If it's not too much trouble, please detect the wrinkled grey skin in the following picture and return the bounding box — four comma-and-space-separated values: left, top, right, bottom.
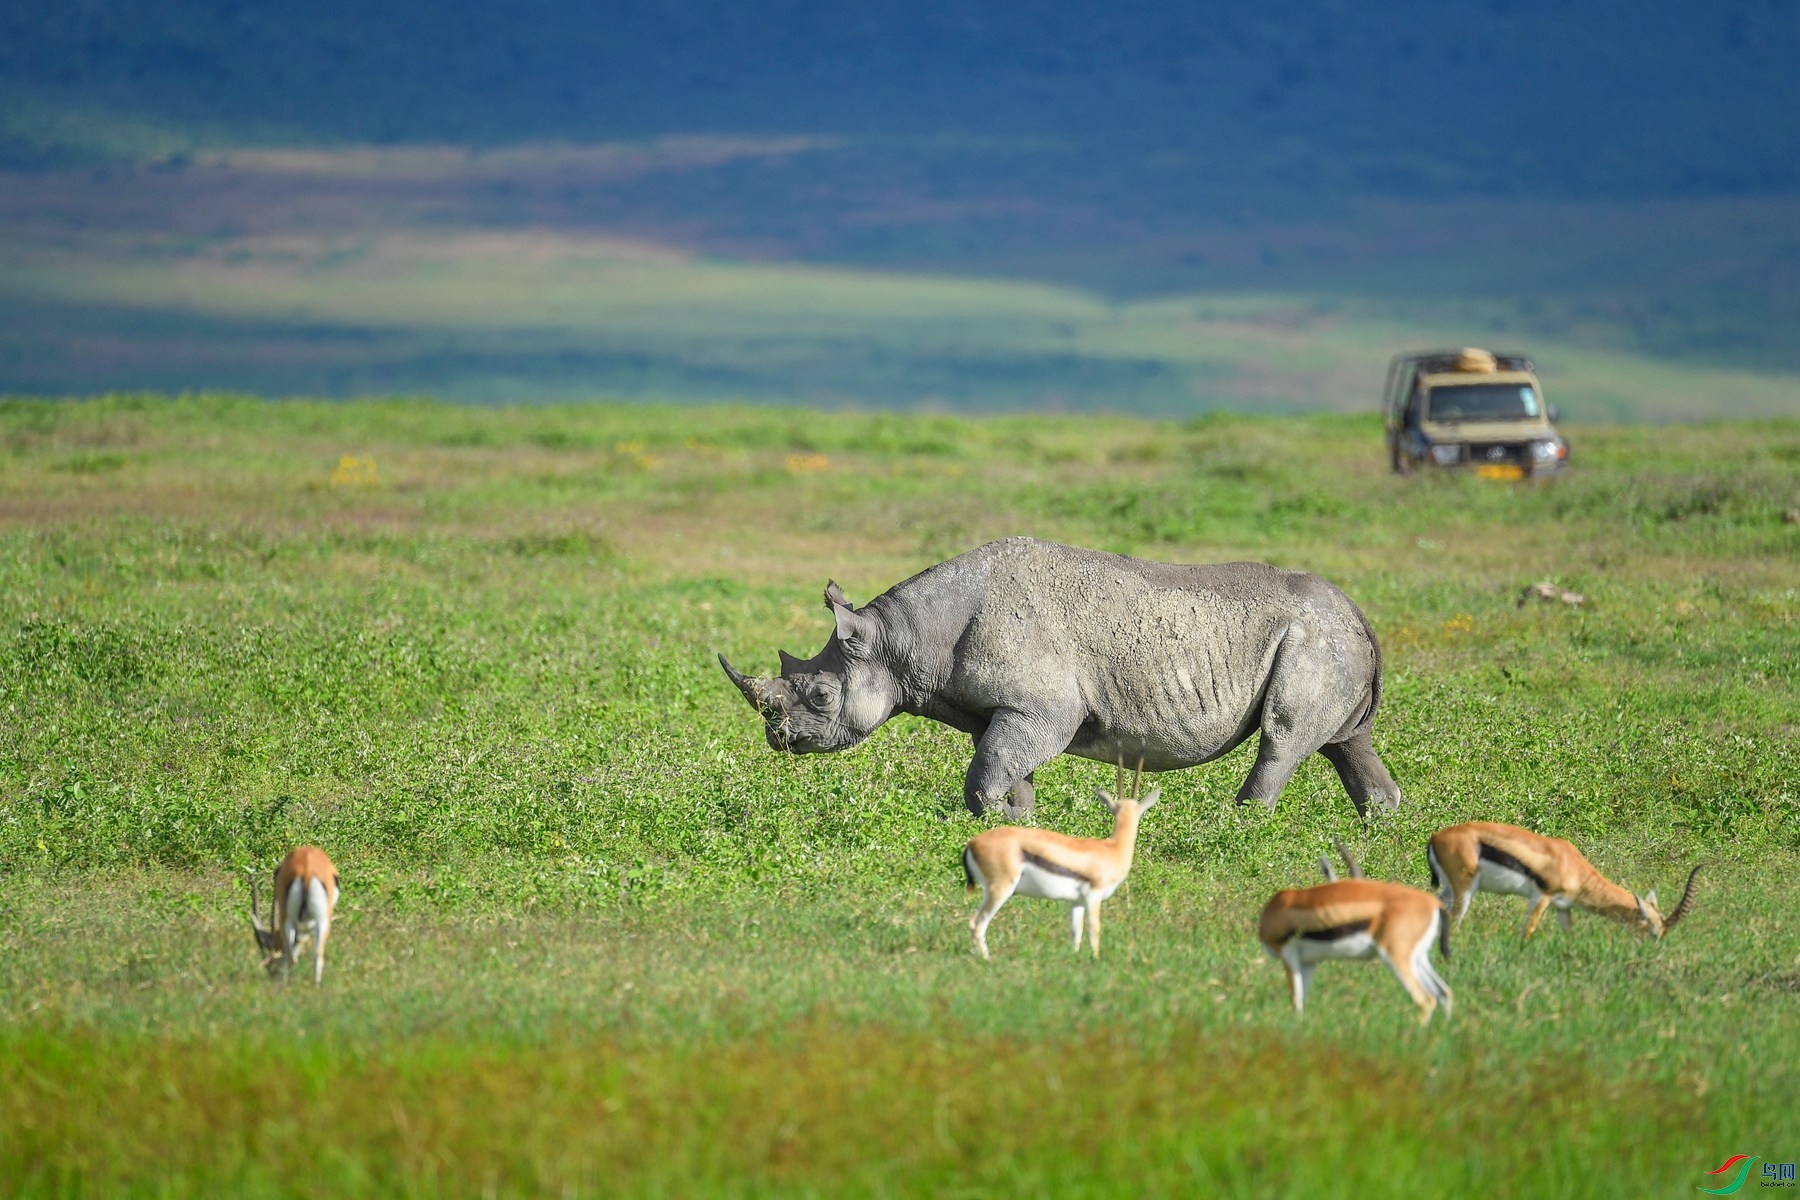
719, 537, 1400, 819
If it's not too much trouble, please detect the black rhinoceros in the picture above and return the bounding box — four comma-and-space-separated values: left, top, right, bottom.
719, 537, 1400, 818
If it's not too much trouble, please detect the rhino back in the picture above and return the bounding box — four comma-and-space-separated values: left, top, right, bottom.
888, 539, 1373, 756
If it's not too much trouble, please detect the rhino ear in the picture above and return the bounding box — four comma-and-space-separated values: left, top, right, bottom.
831, 601, 876, 660
824, 580, 851, 610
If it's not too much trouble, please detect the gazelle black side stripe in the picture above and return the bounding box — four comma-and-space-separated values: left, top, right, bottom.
1022, 850, 1088, 881
1478, 842, 1549, 890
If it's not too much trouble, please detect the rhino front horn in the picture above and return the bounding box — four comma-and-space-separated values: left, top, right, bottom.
718, 654, 772, 711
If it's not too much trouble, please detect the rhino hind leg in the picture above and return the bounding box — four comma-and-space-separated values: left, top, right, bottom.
1237, 628, 1390, 816
1233, 733, 1316, 814
1319, 734, 1401, 817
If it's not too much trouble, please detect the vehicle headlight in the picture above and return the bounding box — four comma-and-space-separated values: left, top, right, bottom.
1429, 444, 1463, 465
1530, 439, 1566, 462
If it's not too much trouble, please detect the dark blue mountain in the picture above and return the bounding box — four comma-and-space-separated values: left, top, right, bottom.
5, 0, 1799, 198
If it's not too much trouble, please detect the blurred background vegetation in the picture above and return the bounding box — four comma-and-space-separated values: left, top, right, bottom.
3, 2, 1798, 412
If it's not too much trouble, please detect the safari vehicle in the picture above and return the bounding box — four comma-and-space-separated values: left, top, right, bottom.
1383, 348, 1569, 479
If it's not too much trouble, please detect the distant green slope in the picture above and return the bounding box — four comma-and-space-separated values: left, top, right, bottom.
3, 144, 1798, 413
5, 225, 1798, 418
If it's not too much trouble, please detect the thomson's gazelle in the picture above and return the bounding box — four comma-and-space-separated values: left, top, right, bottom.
1426, 821, 1699, 940
248, 846, 340, 985
1259, 878, 1452, 1024
962, 763, 1158, 959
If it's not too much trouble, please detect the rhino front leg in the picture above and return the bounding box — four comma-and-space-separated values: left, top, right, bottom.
965, 709, 1075, 819
1008, 772, 1036, 816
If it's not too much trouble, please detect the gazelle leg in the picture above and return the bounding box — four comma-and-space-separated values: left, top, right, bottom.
1422, 960, 1453, 1017
312, 917, 330, 986
1521, 892, 1553, 941
1069, 905, 1085, 953
1281, 947, 1312, 1013
1415, 925, 1452, 1017
1380, 948, 1438, 1025
1454, 884, 1475, 923
1085, 897, 1102, 958
969, 881, 1015, 960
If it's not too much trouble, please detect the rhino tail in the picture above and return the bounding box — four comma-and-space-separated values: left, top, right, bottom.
1346, 599, 1384, 738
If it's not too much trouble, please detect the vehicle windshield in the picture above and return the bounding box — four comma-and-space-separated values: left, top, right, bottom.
1426, 383, 1541, 422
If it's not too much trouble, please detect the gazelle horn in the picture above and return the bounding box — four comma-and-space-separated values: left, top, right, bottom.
246, 868, 269, 933
1132, 756, 1144, 802
1333, 837, 1363, 879
1114, 756, 1124, 802
1661, 865, 1702, 932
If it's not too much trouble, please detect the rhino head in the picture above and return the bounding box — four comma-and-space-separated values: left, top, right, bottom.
718, 580, 901, 754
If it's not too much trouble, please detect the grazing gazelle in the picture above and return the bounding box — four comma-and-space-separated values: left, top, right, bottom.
1259, 876, 1452, 1024
962, 761, 1158, 959
1426, 821, 1699, 940
247, 846, 340, 985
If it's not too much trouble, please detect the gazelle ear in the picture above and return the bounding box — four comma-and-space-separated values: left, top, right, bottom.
1095, 787, 1119, 813
1644, 889, 1659, 910
1137, 787, 1161, 810
1635, 893, 1650, 918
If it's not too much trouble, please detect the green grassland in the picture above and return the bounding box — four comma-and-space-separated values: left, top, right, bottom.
2, 394, 1798, 1196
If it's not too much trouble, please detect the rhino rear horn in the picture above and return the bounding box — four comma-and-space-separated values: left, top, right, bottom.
778, 649, 806, 675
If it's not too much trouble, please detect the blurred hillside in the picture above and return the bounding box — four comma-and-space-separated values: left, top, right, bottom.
2, 1, 1798, 412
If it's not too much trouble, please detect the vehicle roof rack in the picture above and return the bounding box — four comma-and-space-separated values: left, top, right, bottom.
1402, 348, 1536, 374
